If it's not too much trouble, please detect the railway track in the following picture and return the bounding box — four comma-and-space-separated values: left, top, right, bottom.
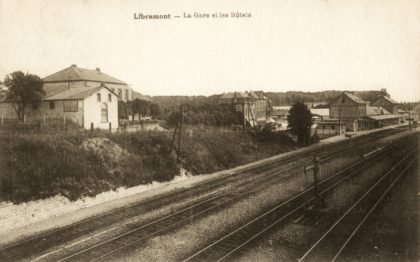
55, 131, 413, 262
298, 148, 418, 261
0, 128, 405, 261
181, 135, 416, 262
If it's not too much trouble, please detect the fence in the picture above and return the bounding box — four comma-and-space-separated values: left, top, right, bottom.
0, 117, 81, 134
0, 116, 165, 135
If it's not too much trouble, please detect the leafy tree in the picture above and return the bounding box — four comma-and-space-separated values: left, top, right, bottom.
3, 71, 45, 120
132, 99, 151, 116
118, 100, 132, 119
287, 101, 313, 146
119, 99, 161, 120
150, 103, 160, 118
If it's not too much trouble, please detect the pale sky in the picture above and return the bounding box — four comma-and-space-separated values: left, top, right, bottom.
0, 0, 419, 102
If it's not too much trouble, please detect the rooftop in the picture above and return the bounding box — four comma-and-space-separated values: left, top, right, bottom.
43, 85, 116, 100
366, 106, 391, 116
371, 95, 398, 105
342, 92, 368, 104
364, 114, 401, 121
43, 65, 127, 85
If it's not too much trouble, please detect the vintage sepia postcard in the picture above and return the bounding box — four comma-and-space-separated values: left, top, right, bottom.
0, 0, 419, 261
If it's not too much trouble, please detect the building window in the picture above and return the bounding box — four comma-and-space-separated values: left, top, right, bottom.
108, 94, 112, 102
49, 101, 55, 109
101, 103, 108, 123
63, 100, 78, 112
97, 93, 101, 102
118, 89, 122, 99
125, 89, 129, 100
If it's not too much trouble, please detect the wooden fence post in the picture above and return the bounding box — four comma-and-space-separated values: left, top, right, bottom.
1, 116, 3, 126
90, 122, 94, 135
43, 114, 46, 124
109, 122, 112, 133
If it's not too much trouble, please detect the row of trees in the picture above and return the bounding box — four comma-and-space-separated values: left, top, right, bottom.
165, 103, 243, 127
266, 90, 389, 106
118, 99, 160, 120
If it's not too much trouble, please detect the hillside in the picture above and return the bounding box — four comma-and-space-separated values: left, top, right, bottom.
265, 90, 390, 106
151, 90, 390, 111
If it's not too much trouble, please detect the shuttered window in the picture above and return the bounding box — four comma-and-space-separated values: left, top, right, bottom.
101, 103, 108, 122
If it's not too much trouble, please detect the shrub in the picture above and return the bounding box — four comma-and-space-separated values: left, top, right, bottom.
0, 127, 296, 203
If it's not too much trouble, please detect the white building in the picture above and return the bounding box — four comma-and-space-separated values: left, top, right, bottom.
0, 84, 119, 130
43, 64, 133, 101
0, 65, 132, 129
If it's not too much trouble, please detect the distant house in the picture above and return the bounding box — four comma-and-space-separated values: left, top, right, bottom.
310, 108, 330, 123
271, 106, 291, 120
43, 64, 133, 101
219, 91, 269, 127
371, 95, 398, 114
271, 106, 329, 124
328, 92, 401, 132
329, 92, 369, 132
317, 120, 346, 137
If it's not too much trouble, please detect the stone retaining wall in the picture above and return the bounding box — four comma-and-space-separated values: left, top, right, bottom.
0, 182, 164, 236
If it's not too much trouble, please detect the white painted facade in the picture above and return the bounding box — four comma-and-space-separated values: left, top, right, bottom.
0, 87, 119, 130
83, 88, 119, 129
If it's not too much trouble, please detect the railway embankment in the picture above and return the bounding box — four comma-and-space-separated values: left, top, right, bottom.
0, 127, 414, 260
0, 127, 295, 241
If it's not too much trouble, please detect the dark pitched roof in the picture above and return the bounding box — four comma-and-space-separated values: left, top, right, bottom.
220, 92, 249, 99
331, 92, 368, 105
366, 106, 390, 116
43, 85, 117, 100
343, 92, 368, 104
371, 95, 398, 105
43, 65, 127, 85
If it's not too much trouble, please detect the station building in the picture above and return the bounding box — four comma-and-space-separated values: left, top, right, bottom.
322, 92, 402, 133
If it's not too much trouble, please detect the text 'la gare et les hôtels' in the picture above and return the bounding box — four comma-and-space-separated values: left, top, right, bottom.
134, 12, 251, 20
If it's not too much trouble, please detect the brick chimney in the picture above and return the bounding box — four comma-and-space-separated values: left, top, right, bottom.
71, 64, 77, 67
380, 88, 389, 98
96, 67, 101, 73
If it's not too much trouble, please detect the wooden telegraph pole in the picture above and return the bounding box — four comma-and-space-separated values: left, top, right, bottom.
304, 156, 325, 209
169, 104, 184, 165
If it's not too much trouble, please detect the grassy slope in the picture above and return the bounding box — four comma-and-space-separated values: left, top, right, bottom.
0, 127, 296, 204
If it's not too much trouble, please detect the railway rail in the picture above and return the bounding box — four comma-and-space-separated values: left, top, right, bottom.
59, 132, 414, 262
298, 148, 418, 261
46, 130, 402, 261
0, 127, 406, 261
182, 135, 417, 262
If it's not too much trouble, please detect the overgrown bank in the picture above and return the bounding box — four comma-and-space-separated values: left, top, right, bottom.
0, 128, 296, 204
